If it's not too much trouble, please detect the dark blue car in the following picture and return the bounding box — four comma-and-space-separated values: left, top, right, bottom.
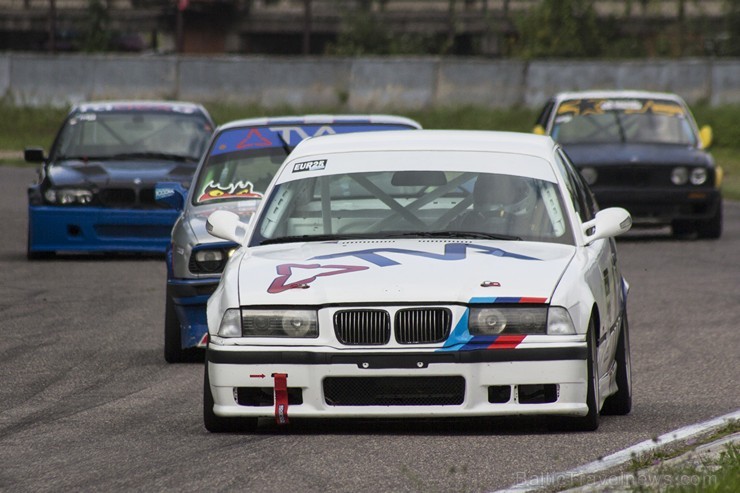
25, 101, 215, 258
535, 90, 722, 239
156, 114, 422, 362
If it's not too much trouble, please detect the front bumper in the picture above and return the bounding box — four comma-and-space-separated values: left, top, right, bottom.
28, 205, 180, 254
169, 277, 220, 349
593, 187, 721, 225
206, 344, 589, 420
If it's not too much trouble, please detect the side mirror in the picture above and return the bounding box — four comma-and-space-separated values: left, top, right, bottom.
154, 182, 188, 211
206, 210, 250, 245
582, 207, 632, 244
699, 125, 713, 149
533, 124, 546, 136
24, 147, 46, 163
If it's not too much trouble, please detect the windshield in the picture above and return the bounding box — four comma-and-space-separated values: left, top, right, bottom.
192, 146, 287, 205
53, 111, 213, 161
249, 170, 574, 247
552, 98, 697, 146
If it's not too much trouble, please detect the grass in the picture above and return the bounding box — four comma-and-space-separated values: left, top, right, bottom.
2, 102, 739, 199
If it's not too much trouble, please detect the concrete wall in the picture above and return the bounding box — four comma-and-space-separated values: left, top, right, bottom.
2, 53, 740, 109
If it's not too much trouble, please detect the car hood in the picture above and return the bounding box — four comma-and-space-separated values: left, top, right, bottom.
562, 143, 713, 167
236, 239, 575, 305
183, 201, 261, 245
48, 159, 198, 187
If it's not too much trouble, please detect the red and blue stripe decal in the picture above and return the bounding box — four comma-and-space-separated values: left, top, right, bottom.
438, 296, 548, 352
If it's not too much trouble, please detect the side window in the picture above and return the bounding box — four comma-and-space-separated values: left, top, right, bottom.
535, 100, 555, 131
554, 149, 597, 222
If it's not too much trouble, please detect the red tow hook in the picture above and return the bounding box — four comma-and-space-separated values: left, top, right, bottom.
273, 373, 289, 425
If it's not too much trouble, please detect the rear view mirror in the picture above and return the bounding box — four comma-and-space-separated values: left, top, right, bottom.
699, 125, 713, 148
391, 170, 447, 187
24, 147, 46, 163
582, 207, 632, 244
207, 210, 250, 245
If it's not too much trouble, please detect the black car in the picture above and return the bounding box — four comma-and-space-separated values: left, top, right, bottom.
535, 90, 722, 239
25, 100, 215, 258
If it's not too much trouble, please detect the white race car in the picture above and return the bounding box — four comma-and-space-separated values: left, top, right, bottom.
204, 130, 633, 432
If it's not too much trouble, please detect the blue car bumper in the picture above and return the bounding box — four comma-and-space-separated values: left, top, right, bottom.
28, 205, 179, 254
169, 277, 220, 349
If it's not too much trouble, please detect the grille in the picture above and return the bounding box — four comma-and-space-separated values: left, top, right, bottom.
94, 224, 173, 238
98, 187, 164, 209
395, 308, 451, 344
324, 376, 465, 406
334, 310, 390, 345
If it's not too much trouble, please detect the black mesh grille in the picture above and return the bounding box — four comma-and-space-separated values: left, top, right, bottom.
324, 376, 465, 406
334, 310, 390, 345
395, 308, 451, 344
99, 188, 136, 207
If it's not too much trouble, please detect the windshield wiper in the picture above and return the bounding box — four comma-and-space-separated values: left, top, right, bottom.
105, 152, 197, 162
260, 234, 362, 245
387, 231, 522, 241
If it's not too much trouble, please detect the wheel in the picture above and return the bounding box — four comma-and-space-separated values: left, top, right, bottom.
163, 284, 201, 363
203, 361, 258, 433
601, 313, 632, 415
696, 204, 722, 239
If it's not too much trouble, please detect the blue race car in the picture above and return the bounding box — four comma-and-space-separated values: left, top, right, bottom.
157, 115, 421, 362
25, 101, 215, 258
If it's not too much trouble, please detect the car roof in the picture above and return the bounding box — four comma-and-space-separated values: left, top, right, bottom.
289, 129, 557, 161
551, 90, 687, 105
72, 100, 211, 115
216, 114, 422, 132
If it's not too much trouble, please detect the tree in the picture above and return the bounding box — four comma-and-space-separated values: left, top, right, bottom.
512, 0, 603, 58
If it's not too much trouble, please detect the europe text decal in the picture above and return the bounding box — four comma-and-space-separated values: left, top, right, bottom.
267, 243, 540, 293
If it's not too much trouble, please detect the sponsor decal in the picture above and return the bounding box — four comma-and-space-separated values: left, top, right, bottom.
557, 98, 685, 118
155, 187, 175, 200
268, 243, 540, 293
292, 159, 327, 173
268, 263, 369, 294
198, 180, 263, 202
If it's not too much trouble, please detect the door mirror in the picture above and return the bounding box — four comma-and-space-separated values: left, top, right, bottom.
582, 207, 632, 244
699, 125, 713, 148
24, 147, 46, 163
206, 210, 250, 245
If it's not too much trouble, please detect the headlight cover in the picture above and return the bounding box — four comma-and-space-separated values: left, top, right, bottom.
468, 306, 576, 335
241, 309, 318, 338
190, 246, 237, 274
671, 167, 689, 185
44, 188, 94, 205
689, 167, 708, 185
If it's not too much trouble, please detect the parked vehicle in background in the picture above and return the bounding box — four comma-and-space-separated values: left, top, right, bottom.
534, 90, 722, 238
156, 115, 422, 363
203, 129, 633, 432
25, 100, 215, 258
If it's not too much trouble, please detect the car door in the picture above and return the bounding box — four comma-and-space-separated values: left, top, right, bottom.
555, 149, 620, 389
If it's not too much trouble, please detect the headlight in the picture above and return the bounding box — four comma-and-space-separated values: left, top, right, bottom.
44, 188, 93, 205
580, 167, 598, 186
690, 167, 707, 185
190, 246, 237, 274
469, 307, 547, 335
468, 306, 576, 336
242, 309, 318, 338
671, 167, 689, 185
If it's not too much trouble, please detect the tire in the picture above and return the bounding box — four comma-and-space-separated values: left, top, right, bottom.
601, 313, 632, 415
163, 285, 201, 363
696, 204, 722, 239
203, 361, 258, 433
